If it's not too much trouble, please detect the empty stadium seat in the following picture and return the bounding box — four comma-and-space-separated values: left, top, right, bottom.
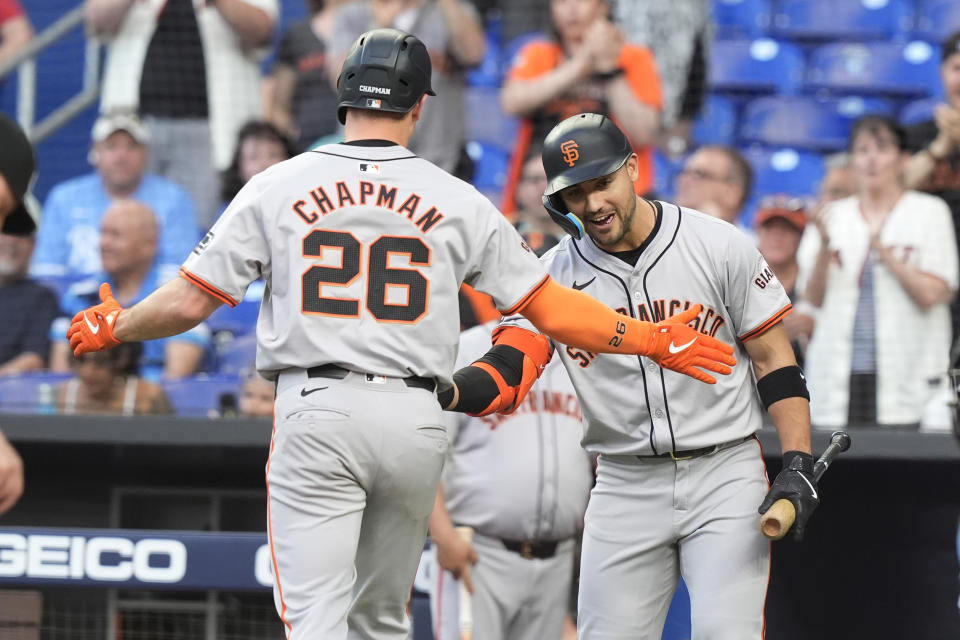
464, 86, 518, 147
740, 95, 895, 151
743, 147, 825, 199
162, 375, 241, 417
913, 0, 960, 43
467, 141, 510, 192
466, 16, 504, 87
805, 41, 941, 97
709, 38, 805, 95
899, 96, 940, 125
217, 333, 258, 377
770, 0, 915, 41
691, 94, 739, 146
652, 150, 683, 200
205, 280, 263, 337
0, 372, 71, 414
712, 0, 772, 38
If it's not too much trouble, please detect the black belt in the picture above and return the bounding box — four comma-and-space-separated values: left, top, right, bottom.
637, 435, 754, 462
501, 538, 559, 560
307, 364, 436, 392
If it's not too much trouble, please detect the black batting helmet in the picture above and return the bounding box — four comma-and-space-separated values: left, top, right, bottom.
336, 28, 436, 125
541, 113, 633, 239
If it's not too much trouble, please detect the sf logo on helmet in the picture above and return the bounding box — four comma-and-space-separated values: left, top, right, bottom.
560, 140, 579, 167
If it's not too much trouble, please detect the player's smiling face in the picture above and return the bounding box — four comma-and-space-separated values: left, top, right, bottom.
559, 155, 642, 251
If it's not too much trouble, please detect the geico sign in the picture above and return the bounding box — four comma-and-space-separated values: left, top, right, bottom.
0, 534, 187, 583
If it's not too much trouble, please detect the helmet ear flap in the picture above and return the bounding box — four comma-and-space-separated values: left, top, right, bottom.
541, 194, 585, 240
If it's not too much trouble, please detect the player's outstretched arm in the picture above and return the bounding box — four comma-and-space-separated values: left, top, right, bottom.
519, 279, 736, 384
67, 277, 224, 356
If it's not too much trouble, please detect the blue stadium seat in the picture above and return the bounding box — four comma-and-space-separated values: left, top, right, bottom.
0, 372, 71, 414
652, 150, 683, 200
899, 96, 940, 125
913, 0, 960, 43
205, 280, 263, 337
467, 15, 504, 87
464, 86, 518, 147
805, 41, 941, 98
770, 0, 915, 41
217, 333, 258, 377
740, 95, 896, 151
691, 94, 738, 146
744, 147, 825, 199
712, 0, 772, 38
467, 141, 510, 192
162, 375, 241, 417
709, 38, 805, 95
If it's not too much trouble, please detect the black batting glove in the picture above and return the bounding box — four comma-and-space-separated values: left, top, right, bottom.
758, 450, 820, 542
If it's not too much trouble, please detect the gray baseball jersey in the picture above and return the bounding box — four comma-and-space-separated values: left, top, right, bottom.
419, 320, 593, 640
181, 142, 548, 382
503, 201, 792, 455
180, 140, 548, 640
442, 321, 594, 542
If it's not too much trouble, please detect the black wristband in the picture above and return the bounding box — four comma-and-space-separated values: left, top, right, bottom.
449, 365, 501, 414
756, 365, 809, 410
593, 67, 625, 82
782, 450, 815, 475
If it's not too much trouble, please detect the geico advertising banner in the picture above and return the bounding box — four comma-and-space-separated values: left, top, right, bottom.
0, 528, 272, 590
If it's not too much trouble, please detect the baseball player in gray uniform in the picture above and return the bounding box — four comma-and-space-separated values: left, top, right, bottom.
466, 113, 821, 639
66, 32, 736, 639
424, 316, 594, 640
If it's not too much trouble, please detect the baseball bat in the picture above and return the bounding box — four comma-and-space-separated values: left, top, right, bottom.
454, 526, 474, 640
760, 431, 851, 540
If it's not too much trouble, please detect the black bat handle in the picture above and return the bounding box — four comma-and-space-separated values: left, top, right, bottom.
812, 431, 851, 481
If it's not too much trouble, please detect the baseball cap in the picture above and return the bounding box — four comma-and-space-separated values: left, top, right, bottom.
0, 113, 37, 236
753, 195, 809, 231
91, 112, 150, 145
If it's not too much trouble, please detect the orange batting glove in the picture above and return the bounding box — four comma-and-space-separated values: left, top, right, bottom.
66, 283, 124, 356
490, 325, 554, 415
644, 304, 737, 384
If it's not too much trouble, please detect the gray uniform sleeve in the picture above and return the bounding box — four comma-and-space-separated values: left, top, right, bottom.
723, 228, 793, 341
463, 203, 549, 314
180, 176, 271, 307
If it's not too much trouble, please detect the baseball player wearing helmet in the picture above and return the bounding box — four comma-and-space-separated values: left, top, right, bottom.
423, 234, 593, 640
465, 113, 819, 639
66, 30, 736, 639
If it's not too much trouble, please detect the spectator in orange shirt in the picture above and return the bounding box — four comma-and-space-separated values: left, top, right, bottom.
499, 0, 661, 215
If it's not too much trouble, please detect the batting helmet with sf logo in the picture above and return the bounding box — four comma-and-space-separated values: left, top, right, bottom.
541, 113, 633, 239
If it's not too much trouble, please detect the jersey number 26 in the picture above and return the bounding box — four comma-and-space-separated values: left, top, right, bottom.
302, 229, 429, 323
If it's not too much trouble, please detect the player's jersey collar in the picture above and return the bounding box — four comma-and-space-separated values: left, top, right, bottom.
343, 139, 400, 147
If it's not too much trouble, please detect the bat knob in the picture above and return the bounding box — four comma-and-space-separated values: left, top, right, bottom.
830, 431, 852, 452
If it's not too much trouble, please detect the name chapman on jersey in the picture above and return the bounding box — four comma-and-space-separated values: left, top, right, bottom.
291, 180, 445, 234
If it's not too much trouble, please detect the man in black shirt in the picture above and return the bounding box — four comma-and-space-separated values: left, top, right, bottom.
904, 29, 960, 367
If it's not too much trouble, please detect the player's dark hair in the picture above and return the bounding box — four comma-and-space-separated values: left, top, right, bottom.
942, 30, 960, 63
220, 121, 296, 203
848, 114, 907, 152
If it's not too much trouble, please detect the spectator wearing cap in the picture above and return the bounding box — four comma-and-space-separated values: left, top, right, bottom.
0, 113, 35, 516
904, 29, 960, 367
85, 0, 278, 228
674, 145, 753, 231
753, 195, 808, 366
31, 112, 199, 286
798, 115, 959, 429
